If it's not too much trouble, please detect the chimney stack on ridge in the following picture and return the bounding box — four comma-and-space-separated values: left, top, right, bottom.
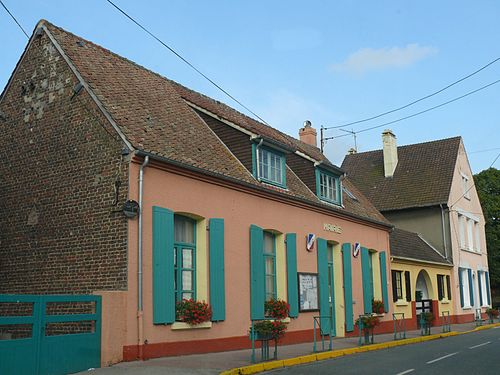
382, 129, 398, 178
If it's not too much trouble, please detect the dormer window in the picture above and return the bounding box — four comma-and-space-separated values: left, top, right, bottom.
253, 144, 287, 188
316, 168, 341, 205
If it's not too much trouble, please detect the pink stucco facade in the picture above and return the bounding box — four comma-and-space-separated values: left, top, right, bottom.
448, 140, 490, 317
112, 158, 393, 360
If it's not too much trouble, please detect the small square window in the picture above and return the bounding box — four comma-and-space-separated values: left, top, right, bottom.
255, 146, 286, 187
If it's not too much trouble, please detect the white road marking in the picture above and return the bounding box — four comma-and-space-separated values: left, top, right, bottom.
395, 369, 415, 375
469, 341, 491, 349
493, 326, 500, 329
426, 352, 459, 364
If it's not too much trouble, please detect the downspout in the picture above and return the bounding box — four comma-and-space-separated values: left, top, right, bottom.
440, 204, 449, 260
255, 138, 264, 181
137, 155, 149, 359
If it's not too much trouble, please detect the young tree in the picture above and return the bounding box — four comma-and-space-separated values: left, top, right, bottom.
474, 168, 500, 297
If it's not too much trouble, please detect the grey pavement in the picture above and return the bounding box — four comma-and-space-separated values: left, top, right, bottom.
77, 321, 489, 375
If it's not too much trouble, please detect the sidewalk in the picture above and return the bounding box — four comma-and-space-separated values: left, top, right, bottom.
81, 321, 488, 375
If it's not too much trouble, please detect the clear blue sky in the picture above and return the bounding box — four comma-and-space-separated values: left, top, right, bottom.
1, 0, 499, 172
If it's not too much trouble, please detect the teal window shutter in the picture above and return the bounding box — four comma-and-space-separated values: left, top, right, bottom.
286, 233, 298, 318
250, 224, 265, 320
478, 271, 483, 306
317, 238, 331, 335
341, 243, 354, 332
361, 247, 373, 314
379, 251, 389, 313
485, 271, 491, 305
458, 267, 464, 308
152, 206, 175, 324
209, 218, 225, 321
468, 268, 474, 306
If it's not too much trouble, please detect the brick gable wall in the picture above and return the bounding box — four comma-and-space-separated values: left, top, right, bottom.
0, 32, 129, 293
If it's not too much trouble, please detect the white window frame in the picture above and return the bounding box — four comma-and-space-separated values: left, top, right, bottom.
475, 222, 481, 253
461, 172, 470, 200
467, 218, 474, 251
480, 272, 489, 307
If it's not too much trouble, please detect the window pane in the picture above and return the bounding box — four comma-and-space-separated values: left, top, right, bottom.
174, 247, 177, 266
266, 275, 275, 297
174, 216, 195, 244
182, 248, 193, 268
327, 244, 333, 262
182, 271, 192, 290
263, 232, 275, 254
265, 256, 274, 274
182, 292, 192, 300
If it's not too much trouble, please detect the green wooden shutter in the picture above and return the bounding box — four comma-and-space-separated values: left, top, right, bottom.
341, 243, 354, 332
209, 218, 225, 321
458, 268, 464, 308
437, 276, 444, 301
477, 271, 483, 306
317, 238, 331, 335
405, 271, 412, 302
361, 247, 373, 314
286, 233, 298, 318
485, 271, 491, 305
468, 268, 474, 306
152, 206, 175, 324
250, 224, 265, 320
379, 251, 389, 312
391, 271, 398, 302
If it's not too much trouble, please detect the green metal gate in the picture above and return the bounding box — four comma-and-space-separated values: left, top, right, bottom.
0, 295, 101, 375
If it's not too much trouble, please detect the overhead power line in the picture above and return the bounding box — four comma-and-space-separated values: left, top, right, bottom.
0, 0, 29, 38
469, 147, 500, 154
105, 0, 269, 125
326, 78, 500, 141
323, 57, 500, 130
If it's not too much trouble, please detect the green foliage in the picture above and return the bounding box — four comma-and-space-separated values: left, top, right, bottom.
264, 298, 290, 319
251, 320, 288, 340
474, 168, 500, 292
175, 299, 212, 325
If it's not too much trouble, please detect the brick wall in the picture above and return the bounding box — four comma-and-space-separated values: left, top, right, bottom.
0, 31, 129, 293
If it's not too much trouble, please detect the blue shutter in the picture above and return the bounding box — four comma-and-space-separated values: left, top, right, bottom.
458, 268, 464, 308
361, 247, 373, 314
286, 233, 298, 318
485, 271, 491, 305
317, 238, 331, 335
341, 243, 354, 332
250, 225, 265, 320
468, 268, 474, 306
152, 206, 175, 324
209, 218, 225, 321
478, 271, 483, 307
379, 251, 389, 313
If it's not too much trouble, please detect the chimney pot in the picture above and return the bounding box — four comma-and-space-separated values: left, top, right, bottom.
299, 120, 317, 147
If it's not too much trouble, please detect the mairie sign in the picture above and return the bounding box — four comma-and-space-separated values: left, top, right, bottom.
323, 223, 342, 234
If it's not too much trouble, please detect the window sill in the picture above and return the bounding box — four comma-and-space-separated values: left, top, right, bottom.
460, 248, 482, 255
395, 300, 409, 307
440, 300, 450, 305
462, 306, 472, 311
171, 321, 212, 330
263, 317, 291, 323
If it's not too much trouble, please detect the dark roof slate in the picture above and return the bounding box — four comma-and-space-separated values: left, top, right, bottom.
390, 228, 451, 265
341, 137, 461, 211
41, 20, 388, 226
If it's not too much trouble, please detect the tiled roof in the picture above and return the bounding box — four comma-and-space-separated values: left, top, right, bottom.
42, 21, 388, 226
341, 137, 461, 211
390, 228, 451, 265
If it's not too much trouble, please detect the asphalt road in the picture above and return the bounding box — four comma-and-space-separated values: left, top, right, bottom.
268, 327, 500, 375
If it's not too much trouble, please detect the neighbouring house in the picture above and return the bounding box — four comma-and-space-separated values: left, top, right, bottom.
0, 20, 395, 369
342, 130, 491, 325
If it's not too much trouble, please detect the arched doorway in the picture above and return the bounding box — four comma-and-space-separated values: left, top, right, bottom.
415, 270, 434, 318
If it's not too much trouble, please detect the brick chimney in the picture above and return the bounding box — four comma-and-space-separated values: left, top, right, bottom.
382, 129, 398, 178
299, 120, 317, 147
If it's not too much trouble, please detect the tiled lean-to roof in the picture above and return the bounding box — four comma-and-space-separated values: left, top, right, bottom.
41, 20, 388, 226
390, 228, 451, 266
342, 137, 461, 211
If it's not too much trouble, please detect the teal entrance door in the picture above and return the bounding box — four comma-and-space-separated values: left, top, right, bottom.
327, 243, 336, 336
0, 295, 101, 375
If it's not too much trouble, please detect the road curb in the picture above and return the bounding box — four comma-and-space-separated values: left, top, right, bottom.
220, 323, 500, 375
